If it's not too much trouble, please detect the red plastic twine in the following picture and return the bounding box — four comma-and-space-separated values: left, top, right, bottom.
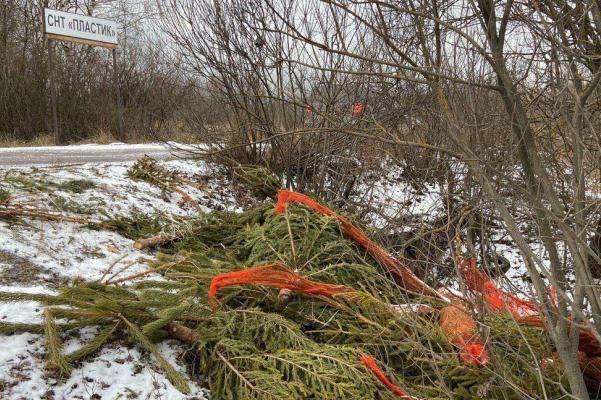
208, 263, 354, 299
275, 190, 447, 302
360, 354, 411, 398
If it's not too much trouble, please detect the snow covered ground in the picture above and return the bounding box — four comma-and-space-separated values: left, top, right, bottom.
0, 157, 242, 399
0, 142, 205, 166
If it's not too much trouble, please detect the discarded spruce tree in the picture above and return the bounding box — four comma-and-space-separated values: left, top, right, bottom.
1, 181, 596, 399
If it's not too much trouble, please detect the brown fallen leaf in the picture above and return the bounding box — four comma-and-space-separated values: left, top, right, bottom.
106, 244, 120, 254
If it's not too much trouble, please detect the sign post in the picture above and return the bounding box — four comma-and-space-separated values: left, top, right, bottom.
43, 8, 123, 143
112, 48, 124, 140
47, 39, 60, 145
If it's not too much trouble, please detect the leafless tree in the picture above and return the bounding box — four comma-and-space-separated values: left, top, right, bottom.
158, 0, 601, 397
0, 0, 190, 143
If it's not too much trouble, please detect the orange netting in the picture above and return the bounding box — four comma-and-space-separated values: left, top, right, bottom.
456, 256, 538, 318
352, 102, 364, 116
439, 305, 490, 366
208, 263, 355, 299
275, 190, 446, 301
360, 354, 411, 398
579, 331, 601, 358
457, 256, 601, 368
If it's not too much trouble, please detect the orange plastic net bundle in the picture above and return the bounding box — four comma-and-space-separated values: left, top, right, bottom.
360, 354, 412, 398
456, 256, 601, 372
439, 305, 489, 366
208, 263, 355, 300
456, 256, 538, 318
275, 190, 446, 301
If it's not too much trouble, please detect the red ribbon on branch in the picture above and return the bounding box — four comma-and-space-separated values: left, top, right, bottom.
352, 102, 364, 116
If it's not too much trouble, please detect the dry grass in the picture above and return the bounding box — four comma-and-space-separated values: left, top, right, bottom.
0, 126, 200, 148
76, 130, 119, 145
0, 133, 55, 148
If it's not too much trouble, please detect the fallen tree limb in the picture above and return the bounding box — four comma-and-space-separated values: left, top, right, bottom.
0, 207, 113, 229
127, 156, 203, 210
108, 263, 174, 284
166, 322, 201, 343
134, 232, 181, 250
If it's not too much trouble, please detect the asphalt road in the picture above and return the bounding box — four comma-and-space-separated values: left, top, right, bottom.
0, 143, 191, 166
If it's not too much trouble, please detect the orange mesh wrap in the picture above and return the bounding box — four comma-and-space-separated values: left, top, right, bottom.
439, 306, 489, 366
360, 354, 411, 398
208, 263, 354, 299
455, 257, 489, 293
457, 256, 538, 318
458, 256, 601, 361
352, 102, 364, 116
276, 190, 445, 301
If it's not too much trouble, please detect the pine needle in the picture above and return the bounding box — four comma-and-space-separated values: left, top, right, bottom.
119, 314, 191, 393
0, 291, 62, 305
0, 322, 47, 334
43, 308, 71, 376
142, 302, 191, 337
0, 321, 83, 334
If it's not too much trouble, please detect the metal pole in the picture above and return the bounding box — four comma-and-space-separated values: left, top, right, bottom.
112, 48, 125, 141
47, 39, 60, 145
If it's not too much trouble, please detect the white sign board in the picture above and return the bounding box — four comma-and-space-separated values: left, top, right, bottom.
43, 8, 118, 48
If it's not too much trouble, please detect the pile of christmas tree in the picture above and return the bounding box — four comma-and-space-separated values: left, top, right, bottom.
0, 163, 591, 399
